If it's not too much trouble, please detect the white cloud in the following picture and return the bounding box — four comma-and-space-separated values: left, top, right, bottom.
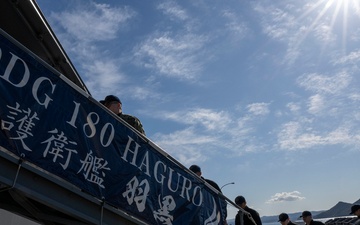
157, 1, 188, 21
286, 102, 301, 113
348, 93, 360, 101
333, 50, 360, 65
128, 86, 160, 101
325, 127, 352, 145
307, 94, 324, 114
221, 10, 248, 39
350, 28, 360, 41
277, 121, 325, 150
158, 108, 231, 131
276, 120, 360, 151
247, 102, 270, 116
153, 128, 213, 163
314, 23, 336, 43
49, 2, 137, 100
252, 3, 308, 65
86, 60, 125, 86
150, 105, 269, 160
297, 72, 351, 95
133, 33, 209, 81
253, 4, 296, 41
51, 3, 135, 42
266, 191, 305, 203
283, 45, 301, 66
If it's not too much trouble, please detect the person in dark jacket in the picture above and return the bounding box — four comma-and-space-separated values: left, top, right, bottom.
350, 205, 360, 225
300, 211, 324, 225
278, 213, 297, 225
101, 95, 145, 135
189, 165, 227, 225
189, 165, 222, 191
235, 195, 262, 225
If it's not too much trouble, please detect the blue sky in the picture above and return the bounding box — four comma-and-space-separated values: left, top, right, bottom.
37, 0, 360, 220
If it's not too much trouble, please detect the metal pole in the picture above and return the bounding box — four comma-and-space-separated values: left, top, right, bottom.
220, 182, 235, 190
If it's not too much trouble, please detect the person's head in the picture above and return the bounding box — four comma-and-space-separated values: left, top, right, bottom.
278, 213, 290, 225
102, 95, 122, 114
235, 195, 247, 209
189, 165, 202, 176
350, 205, 360, 217
301, 211, 312, 224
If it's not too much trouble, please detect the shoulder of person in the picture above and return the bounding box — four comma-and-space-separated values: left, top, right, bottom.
355, 219, 360, 225
119, 113, 137, 119
313, 220, 325, 225
249, 207, 260, 217
119, 114, 145, 134
204, 179, 221, 192
119, 114, 140, 123
246, 207, 256, 213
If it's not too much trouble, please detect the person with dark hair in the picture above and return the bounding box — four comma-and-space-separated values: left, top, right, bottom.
189, 165, 202, 176
235, 195, 262, 225
278, 213, 297, 225
350, 205, 360, 225
300, 211, 324, 225
101, 95, 145, 135
189, 165, 227, 225
189, 165, 222, 191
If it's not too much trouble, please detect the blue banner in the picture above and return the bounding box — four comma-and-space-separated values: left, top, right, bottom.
0, 32, 226, 225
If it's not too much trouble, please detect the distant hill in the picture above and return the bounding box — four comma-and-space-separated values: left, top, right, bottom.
261, 211, 324, 223
314, 198, 360, 219
227, 198, 360, 224
314, 201, 352, 219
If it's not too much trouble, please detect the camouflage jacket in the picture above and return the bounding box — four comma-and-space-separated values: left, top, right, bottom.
118, 113, 145, 135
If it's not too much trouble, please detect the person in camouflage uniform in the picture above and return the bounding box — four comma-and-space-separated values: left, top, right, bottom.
101, 95, 145, 135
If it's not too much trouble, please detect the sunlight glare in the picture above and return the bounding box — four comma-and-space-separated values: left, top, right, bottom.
325, 0, 334, 9
295, 0, 359, 56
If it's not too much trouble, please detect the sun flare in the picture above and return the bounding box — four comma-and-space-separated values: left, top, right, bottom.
295, 0, 360, 55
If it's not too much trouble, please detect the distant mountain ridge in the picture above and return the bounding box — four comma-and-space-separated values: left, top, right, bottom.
314, 201, 351, 219
314, 198, 360, 219
228, 198, 360, 224
261, 210, 324, 223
